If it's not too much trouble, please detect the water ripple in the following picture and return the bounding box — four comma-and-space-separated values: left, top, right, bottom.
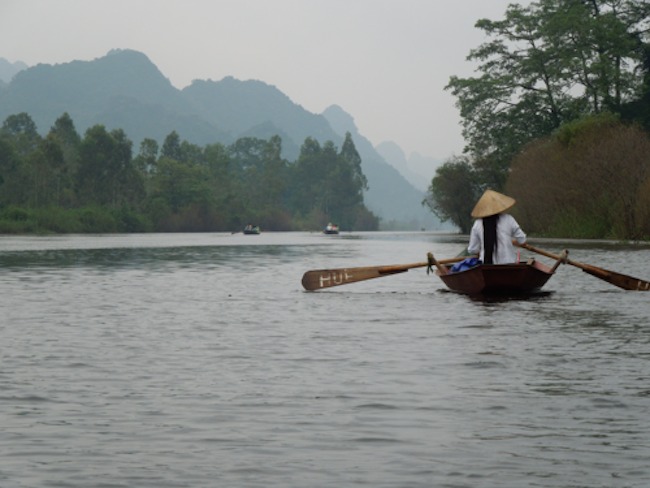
1, 233, 650, 487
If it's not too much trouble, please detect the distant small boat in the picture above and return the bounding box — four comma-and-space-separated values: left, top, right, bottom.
323, 223, 339, 235
243, 224, 261, 235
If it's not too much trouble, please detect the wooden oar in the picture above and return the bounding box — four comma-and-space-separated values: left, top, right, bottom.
517, 242, 650, 291
301, 255, 466, 291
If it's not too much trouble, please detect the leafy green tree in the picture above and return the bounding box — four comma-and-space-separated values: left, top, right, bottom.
161, 130, 182, 161
257, 135, 291, 229
223, 135, 291, 229
446, 0, 650, 186
147, 156, 215, 230
49, 113, 81, 153
76, 126, 141, 207
0, 113, 41, 156
179, 140, 205, 165
424, 157, 480, 233
340, 132, 368, 193
227, 136, 273, 224
0, 113, 42, 206
48, 113, 81, 206
150, 157, 198, 212
290, 135, 373, 229
289, 138, 333, 223
203, 142, 238, 228
0, 136, 19, 204
134, 138, 159, 174
27, 134, 65, 207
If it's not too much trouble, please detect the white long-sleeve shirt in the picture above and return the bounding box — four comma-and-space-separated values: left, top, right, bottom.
468, 213, 526, 264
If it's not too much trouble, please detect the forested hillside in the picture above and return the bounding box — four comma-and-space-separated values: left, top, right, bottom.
0, 49, 439, 230
0, 112, 377, 233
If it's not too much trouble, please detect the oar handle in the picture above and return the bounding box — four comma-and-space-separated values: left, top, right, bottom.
374, 256, 466, 275
518, 242, 587, 271
379, 256, 466, 273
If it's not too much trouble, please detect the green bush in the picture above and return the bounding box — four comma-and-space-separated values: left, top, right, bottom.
34, 207, 83, 233
74, 207, 119, 233
112, 207, 152, 232
550, 210, 610, 239
3, 206, 30, 222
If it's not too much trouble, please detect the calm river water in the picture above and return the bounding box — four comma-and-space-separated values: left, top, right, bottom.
1, 231, 649, 488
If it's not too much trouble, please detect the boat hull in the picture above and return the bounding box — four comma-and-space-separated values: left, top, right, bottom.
437, 261, 554, 295
243, 226, 260, 234
323, 224, 339, 234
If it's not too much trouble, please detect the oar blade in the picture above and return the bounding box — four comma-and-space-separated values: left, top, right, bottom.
521, 242, 650, 291
301, 266, 408, 291
580, 265, 650, 291
301, 256, 466, 291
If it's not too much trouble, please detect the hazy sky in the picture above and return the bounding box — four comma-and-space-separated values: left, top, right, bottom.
1, 0, 529, 161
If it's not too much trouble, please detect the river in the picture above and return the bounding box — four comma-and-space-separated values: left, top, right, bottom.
1, 231, 649, 487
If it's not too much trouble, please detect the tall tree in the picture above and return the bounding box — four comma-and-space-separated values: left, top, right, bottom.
0, 136, 20, 204
161, 130, 182, 161
76, 126, 139, 207
290, 135, 371, 229
1, 112, 41, 157
48, 113, 81, 206
28, 134, 65, 207
203, 142, 237, 228
424, 157, 480, 233
339, 132, 368, 193
134, 138, 159, 175
258, 135, 290, 226
227, 136, 272, 222
0, 113, 42, 205
446, 0, 650, 184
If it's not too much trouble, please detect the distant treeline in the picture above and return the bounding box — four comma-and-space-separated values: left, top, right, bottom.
0, 112, 379, 233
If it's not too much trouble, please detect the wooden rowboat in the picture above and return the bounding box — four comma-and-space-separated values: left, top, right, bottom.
323, 223, 339, 235
435, 259, 557, 295
301, 245, 650, 293
243, 224, 261, 235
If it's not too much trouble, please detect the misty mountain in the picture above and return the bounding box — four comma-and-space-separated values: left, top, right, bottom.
0, 49, 443, 229
375, 141, 442, 192
181, 77, 339, 161
0, 58, 27, 84
0, 50, 228, 146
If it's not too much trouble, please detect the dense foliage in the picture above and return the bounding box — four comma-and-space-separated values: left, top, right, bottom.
427, 0, 650, 238
507, 113, 650, 239
0, 112, 379, 233
422, 156, 479, 233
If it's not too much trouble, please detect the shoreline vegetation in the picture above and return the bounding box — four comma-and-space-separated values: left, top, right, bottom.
2, 113, 650, 240
4, 3, 650, 239
423, 1, 650, 242
0, 112, 379, 235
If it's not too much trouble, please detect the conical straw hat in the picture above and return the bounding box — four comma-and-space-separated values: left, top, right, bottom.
471, 190, 516, 218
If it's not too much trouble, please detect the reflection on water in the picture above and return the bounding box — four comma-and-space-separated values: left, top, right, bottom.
1, 232, 649, 488
0, 244, 310, 271
440, 289, 556, 304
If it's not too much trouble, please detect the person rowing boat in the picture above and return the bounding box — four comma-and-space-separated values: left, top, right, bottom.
467, 189, 527, 264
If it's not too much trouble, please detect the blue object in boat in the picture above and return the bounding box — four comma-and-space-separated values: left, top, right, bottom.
450, 257, 481, 273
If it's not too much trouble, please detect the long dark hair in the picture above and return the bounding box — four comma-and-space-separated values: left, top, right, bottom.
483, 214, 499, 264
